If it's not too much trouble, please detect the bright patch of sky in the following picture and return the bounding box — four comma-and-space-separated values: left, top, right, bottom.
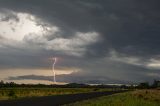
0, 11, 56, 41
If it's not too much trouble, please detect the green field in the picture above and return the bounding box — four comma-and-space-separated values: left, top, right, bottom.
0, 88, 111, 100
65, 89, 160, 106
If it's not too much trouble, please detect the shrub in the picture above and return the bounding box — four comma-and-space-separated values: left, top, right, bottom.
8, 90, 16, 97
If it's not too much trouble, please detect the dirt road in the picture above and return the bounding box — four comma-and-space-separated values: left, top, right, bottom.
0, 91, 124, 106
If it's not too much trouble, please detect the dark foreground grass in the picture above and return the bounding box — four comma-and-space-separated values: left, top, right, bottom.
0, 88, 111, 100
65, 89, 160, 106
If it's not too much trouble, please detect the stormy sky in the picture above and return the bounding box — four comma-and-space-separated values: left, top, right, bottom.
0, 0, 160, 84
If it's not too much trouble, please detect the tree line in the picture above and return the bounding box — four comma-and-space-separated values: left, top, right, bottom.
0, 80, 159, 89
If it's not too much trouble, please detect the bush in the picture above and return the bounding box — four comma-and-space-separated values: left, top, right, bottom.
8, 90, 16, 97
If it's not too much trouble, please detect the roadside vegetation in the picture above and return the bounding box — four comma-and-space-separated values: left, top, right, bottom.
65, 89, 160, 106
0, 87, 112, 100
0, 80, 128, 100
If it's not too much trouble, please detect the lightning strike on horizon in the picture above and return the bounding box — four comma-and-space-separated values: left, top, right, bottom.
52, 57, 57, 84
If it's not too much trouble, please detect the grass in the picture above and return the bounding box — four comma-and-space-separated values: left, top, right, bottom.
0, 88, 111, 100
65, 89, 160, 106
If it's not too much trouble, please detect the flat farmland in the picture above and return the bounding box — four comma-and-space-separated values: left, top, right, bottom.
0, 87, 113, 100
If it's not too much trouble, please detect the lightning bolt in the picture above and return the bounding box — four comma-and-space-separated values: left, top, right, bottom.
52, 57, 57, 83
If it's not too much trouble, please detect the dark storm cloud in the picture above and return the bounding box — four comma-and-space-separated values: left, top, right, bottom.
0, 0, 160, 57
0, 0, 160, 83
0, 47, 47, 69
